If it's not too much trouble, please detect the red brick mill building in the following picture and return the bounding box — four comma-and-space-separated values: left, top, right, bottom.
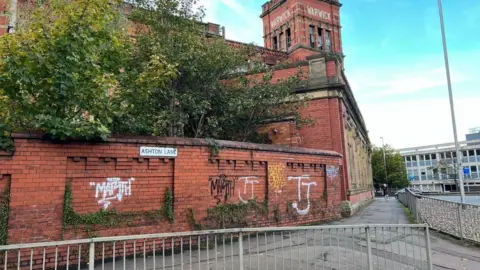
0, 0, 373, 248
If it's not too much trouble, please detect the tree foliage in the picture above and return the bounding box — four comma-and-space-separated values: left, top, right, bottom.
0, 0, 134, 141
0, 0, 309, 151
113, 0, 308, 140
372, 145, 409, 188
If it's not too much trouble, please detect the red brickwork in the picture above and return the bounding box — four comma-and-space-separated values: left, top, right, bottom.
261, 0, 342, 55
0, 0, 8, 35
0, 134, 344, 246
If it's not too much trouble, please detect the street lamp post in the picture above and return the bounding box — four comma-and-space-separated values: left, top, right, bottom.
436, 0, 466, 203
381, 137, 388, 186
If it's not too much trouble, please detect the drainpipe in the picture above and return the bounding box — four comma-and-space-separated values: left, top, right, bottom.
7, 0, 17, 33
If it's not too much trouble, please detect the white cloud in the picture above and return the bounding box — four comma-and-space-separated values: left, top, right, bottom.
348, 50, 480, 148
347, 50, 479, 98
365, 96, 480, 149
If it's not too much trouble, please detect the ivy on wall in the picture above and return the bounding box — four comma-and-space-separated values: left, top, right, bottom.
62, 183, 174, 238
188, 200, 269, 229
0, 184, 11, 245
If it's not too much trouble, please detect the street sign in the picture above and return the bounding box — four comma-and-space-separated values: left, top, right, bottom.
409, 176, 415, 181
140, 147, 178, 157
463, 167, 470, 175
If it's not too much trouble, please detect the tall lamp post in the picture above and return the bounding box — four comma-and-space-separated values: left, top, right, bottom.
381, 137, 388, 187
437, 0, 466, 203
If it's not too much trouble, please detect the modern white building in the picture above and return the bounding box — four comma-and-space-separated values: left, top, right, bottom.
397, 128, 480, 193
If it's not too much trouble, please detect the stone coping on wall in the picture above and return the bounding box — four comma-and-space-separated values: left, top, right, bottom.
347, 188, 373, 196
11, 132, 343, 157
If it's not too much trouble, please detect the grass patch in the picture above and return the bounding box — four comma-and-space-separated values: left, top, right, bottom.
403, 206, 417, 224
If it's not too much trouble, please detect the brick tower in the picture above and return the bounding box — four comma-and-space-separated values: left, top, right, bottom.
259, 1, 373, 212
260, 0, 342, 62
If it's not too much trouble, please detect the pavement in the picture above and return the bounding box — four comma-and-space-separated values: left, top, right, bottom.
96, 198, 480, 270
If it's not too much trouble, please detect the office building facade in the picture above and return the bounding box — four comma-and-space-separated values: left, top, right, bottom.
398, 128, 480, 192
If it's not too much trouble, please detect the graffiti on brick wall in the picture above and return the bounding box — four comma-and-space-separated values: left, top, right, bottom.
237, 176, 260, 203
326, 165, 339, 183
288, 175, 317, 215
209, 174, 236, 204
89, 177, 135, 209
269, 164, 286, 194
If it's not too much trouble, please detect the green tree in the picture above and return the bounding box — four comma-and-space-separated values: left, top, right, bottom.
372, 145, 409, 188
0, 0, 309, 151
113, 0, 309, 141
0, 0, 135, 141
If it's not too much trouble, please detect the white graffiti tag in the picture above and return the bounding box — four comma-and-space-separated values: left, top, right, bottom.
237, 176, 260, 204
326, 166, 339, 183
89, 177, 135, 209
288, 175, 317, 215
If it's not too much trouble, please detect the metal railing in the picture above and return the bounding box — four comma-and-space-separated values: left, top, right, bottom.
398, 189, 480, 243
0, 224, 433, 269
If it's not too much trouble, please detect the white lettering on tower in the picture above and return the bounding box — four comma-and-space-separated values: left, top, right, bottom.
271, 10, 291, 28
307, 6, 331, 21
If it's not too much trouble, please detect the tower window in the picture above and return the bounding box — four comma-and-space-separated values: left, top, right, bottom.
317, 28, 324, 50
325, 30, 332, 51
273, 36, 278, 50
279, 32, 284, 51
309, 26, 315, 48
286, 28, 291, 48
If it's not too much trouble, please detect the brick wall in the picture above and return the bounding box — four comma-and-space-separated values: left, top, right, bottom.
0, 134, 344, 245
0, 0, 8, 36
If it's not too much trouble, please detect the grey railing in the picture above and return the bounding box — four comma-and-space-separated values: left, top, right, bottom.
398, 190, 480, 243
0, 224, 433, 270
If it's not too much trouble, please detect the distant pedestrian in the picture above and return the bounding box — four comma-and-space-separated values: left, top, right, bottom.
383, 184, 389, 201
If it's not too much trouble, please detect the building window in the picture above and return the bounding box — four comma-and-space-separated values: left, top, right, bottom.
317, 28, 324, 50
406, 156, 411, 162
476, 149, 480, 156
440, 153, 445, 159
273, 36, 278, 50
286, 28, 291, 48
419, 155, 425, 161
411, 155, 417, 161
325, 30, 332, 51
469, 150, 475, 156
309, 26, 315, 48
279, 32, 284, 51
471, 166, 478, 172
431, 154, 436, 160
463, 151, 468, 157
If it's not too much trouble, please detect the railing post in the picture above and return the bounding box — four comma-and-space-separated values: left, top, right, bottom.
424, 225, 433, 270
89, 241, 95, 270
365, 226, 374, 270
414, 196, 420, 222
457, 204, 465, 240
239, 232, 244, 270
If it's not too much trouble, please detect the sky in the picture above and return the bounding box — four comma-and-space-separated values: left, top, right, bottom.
195, 0, 480, 149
